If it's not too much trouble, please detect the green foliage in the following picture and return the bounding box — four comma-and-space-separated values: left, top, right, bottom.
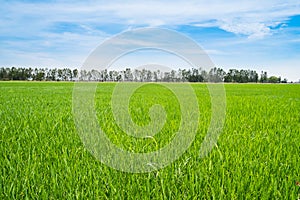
268, 76, 281, 83
0, 67, 288, 83
0, 82, 299, 199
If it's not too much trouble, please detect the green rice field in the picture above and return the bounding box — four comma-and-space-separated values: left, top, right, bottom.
1, 82, 300, 199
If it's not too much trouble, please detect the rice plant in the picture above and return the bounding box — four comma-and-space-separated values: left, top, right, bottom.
0, 82, 299, 199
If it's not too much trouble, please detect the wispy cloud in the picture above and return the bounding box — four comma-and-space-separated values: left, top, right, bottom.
2, 1, 300, 37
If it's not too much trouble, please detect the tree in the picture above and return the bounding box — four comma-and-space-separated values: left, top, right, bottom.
224, 69, 235, 82
268, 76, 280, 83
0, 66, 287, 84
281, 78, 288, 83
124, 68, 132, 81
72, 69, 78, 81
146, 70, 153, 82
0, 67, 9, 80
260, 71, 268, 83
50, 68, 57, 81
36, 68, 45, 81
208, 67, 225, 82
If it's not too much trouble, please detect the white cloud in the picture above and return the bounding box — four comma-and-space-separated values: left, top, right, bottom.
219, 21, 271, 39
95, 0, 300, 38
2, 1, 300, 37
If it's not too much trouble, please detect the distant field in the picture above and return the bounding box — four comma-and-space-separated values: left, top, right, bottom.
1, 82, 300, 199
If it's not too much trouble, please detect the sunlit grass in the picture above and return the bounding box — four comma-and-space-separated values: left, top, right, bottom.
0, 82, 299, 199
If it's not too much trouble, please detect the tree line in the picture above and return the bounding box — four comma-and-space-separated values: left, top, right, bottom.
0, 67, 287, 83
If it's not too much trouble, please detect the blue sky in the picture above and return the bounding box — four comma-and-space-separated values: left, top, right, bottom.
1, 0, 300, 81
